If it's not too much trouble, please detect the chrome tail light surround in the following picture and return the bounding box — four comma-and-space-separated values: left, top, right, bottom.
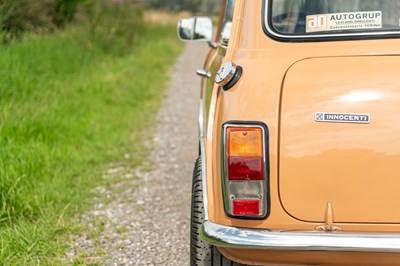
222, 122, 270, 219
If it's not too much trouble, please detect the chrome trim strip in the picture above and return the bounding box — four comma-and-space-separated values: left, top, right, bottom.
201, 220, 400, 252
200, 137, 208, 220
263, 0, 400, 40
198, 101, 204, 139
199, 99, 209, 220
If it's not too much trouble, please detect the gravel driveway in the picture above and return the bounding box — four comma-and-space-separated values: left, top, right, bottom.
66, 42, 209, 265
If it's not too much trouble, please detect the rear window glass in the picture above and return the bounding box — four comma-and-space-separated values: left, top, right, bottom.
266, 0, 400, 37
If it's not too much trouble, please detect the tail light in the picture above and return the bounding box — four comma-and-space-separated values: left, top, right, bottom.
222, 124, 269, 218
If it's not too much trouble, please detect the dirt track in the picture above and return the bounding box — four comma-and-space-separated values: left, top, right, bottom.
66, 42, 209, 265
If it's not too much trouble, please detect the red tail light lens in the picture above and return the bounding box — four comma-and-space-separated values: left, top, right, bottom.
233, 199, 260, 216
223, 124, 268, 219
228, 157, 263, 180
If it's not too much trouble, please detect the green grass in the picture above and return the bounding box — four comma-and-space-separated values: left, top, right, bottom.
0, 24, 182, 265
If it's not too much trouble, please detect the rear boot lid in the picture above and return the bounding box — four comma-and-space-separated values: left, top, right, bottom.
279, 56, 400, 223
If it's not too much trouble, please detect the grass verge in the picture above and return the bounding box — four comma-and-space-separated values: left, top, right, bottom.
0, 23, 182, 265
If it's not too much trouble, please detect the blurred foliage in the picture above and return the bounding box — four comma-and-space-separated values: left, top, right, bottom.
148, 0, 201, 12
81, 0, 144, 55
55, 0, 83, 25
0, 0, 143, 44
147, 0, 221, 14
0, 0, 83, 43
0, 0, 59, 42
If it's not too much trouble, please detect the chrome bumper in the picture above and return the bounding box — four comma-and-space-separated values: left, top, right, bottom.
200, 221, 400, 252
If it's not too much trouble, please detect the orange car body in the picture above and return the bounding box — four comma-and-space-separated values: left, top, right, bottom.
183, 0, 400, 265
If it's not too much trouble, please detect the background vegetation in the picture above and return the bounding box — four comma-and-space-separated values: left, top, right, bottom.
147, 0, 221, 14
0, 0, 81, 42
0, 0, 182, 264
0, 0, 220, 44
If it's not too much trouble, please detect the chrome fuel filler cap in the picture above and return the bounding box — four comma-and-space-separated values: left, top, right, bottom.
215, 61, 243, 91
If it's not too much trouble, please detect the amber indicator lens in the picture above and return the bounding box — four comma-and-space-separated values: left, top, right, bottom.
227, 127, 263, 181
227, 128, 263, 157
232, 199, 260, 216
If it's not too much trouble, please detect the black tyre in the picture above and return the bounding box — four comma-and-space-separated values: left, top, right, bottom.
190, 157, 245, 266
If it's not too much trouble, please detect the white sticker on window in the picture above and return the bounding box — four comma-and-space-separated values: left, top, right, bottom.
306, 11, 382, 33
